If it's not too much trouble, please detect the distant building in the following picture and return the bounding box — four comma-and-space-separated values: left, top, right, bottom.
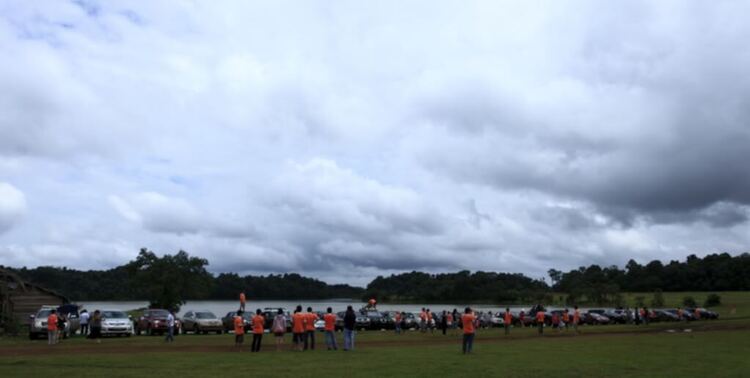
1, 267, 69, 333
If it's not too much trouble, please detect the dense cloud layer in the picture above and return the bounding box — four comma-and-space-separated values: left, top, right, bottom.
1, 0, 749, 285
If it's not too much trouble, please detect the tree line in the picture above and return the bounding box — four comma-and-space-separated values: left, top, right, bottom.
4, 249, 748, 310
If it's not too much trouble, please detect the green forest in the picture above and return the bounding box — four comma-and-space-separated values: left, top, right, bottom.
3, 249, 749, 309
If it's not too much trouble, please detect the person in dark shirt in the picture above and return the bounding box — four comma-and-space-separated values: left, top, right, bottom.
343, 306, 356, 351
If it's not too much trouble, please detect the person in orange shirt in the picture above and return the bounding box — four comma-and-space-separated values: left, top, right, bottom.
503, 308, 512, 336
251, 309, 265, 352
536, 309, 546, 335
427, 309, 434, 333
304, 307, 318, 350
233, 310, 245, 347
239, 292, 246, 311
47, 309, 58, 345
562, 309, 570, 331
292, 305, 306, 351
573, 306, 581, 334
461, 307, 476, 354
394, 311, 403, 335
323, 307, 338, 350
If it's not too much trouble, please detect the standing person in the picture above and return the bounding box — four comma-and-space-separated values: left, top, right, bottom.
427, 309, 434, 333
693, 307, 701, 321
504, 308, 512, 336
272, 309, 286, 351
56, 312, 67, 342
239, 292, 246, 312
165, 309, 175, 343
324, 307, 338, 351
47, 309, 58, 345
536, 309, 545, 336
446, 311, 453, 333
552, 312, 560, 332
343, 305, 356, 351
573, 306, 580, 334
440, 310, 448, 335
634, 306, 641, 325
292, 306, 306, 351
461, 307, 476, 354
562, 309, 570, 331
452, 309, 459, 330
419, 308, 427, 333
90, 310, 102, 343
394, 311, 402, 335
641, 307, 649, 325
304, 307, 318, 350
234, 310, 245, 348
677, 307, 684, 321
519, 310, 526, 327
251, 309, 264, 352
79, 309, 90, 336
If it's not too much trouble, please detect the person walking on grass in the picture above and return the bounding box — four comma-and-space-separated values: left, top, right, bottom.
536, 309, 545, 336
272, 308, 286, 351
239, 292, 246, 312
324, 307, 338, 350
461, 307, 477, 354
234, 310, 245, 348
89, 310, 102, 343
47, 309, 58, 345
504, 308, 512, 336
165, 309, 175, 343
573, 306, 581, 333
343, 305, 356, 351
292, 306, 306, 351
251, 309, 265, 352
305, 307, 318, 350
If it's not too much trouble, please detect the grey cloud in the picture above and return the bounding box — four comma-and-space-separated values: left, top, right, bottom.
0, 182, 26, 234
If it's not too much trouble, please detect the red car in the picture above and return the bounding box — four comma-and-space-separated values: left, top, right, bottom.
135, 309, 181, 336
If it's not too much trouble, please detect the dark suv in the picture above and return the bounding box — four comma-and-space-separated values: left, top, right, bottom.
135, 309, 181, 336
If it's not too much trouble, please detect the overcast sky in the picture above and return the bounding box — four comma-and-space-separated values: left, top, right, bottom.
1, 0, 749, 286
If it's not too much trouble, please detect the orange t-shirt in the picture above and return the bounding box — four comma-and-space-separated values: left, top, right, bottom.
305, 313, 318, 331
292, 312, 306, 333
234, 315, 244, 334
504, 312, 512, 324
420, 311, 427, 320
562, 313, 570, 322
446, 313, 453, 323
536, 311, 545, 323
252, 315, 264, 334
47, 314, 58, 331
324, 313, 336, 331
462, 314, 476, 334
573, 310, 580, 323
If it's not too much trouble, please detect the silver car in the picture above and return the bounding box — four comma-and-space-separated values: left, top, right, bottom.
181, 310, 224, 334
29, 305, 78, 340
100, 310, 134, 337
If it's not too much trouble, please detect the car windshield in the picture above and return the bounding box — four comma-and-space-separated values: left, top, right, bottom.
37, 310, 52, 318
149, 310, 169, 317
102, 311, 128, 319
196, 312, 216, 319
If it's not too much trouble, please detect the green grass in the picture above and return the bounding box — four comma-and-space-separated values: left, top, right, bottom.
1, 319, 749, 377
2, 291, 750, 377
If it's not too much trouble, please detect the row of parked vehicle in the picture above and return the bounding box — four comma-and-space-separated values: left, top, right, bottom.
29, 305, 721, 339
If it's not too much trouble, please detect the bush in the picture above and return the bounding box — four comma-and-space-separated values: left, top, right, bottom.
651, 290, 665, 307
634, 296, 646, 307
683, 296, 697, 307
704, 293, 721, 307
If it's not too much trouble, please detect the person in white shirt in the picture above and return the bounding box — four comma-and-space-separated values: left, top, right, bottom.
165, 311, 175, 342
79, 310, 90, 336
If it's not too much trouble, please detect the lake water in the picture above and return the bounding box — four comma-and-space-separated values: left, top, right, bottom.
76, 300, 538, 316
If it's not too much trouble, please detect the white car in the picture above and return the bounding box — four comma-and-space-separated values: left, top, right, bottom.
100, 310, 134, 337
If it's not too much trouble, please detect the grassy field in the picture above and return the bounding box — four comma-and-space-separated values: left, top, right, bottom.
1, 292, 749, 377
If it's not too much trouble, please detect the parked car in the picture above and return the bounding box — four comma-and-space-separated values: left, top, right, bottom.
221, 311, 253, 333
28, 305, 80, 340
361, 310, 388, 330
135, 309, 181, 336
652, 309, 679, 322
338, 311, 370, 330
100, 310, 134, 337
181, 310, 224, 334
583, 312, 611, 325
686, 308, 719, 320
